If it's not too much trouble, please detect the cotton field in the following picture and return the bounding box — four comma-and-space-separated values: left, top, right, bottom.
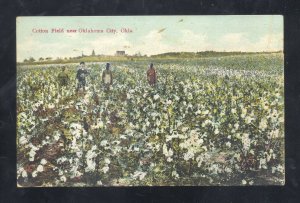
17, 53, 284, 186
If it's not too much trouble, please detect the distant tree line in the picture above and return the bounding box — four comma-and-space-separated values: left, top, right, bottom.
21, 50, 282, 64
151, 51, 283, 58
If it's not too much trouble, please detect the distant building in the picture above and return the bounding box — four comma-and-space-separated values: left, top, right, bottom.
116, 51, 125, 56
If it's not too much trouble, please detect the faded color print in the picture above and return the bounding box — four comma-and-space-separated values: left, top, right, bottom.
17, 16, 284, 187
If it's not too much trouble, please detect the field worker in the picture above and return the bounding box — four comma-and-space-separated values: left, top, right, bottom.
147, 63, 157, 86
58, 66, 69, 86
76, 61, 89, 92
102, 63, 113, 91
58, 66, 69, 95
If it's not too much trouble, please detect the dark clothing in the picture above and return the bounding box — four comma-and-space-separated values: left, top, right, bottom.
76, 68, 88, 82
77, 80, 86, 90
58, 72, 69, 86
147, 68, 157, 86
76, 68, 89, 91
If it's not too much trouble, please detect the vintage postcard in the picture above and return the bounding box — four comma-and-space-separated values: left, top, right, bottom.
16, 16, 284, 187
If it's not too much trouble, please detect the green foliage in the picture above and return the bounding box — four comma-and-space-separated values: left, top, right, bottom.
16, 54, 284, 186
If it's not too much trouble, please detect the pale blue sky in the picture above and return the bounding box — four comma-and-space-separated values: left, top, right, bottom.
17, 16, 283, 62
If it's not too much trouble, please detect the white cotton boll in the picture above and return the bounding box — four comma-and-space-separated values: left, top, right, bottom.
205, 119, 211, 125
86, 150, 97, 160
102, 166, 109, 174
154, 94, 160, 100
74, 130, 81, 139
242, 133, 250, 151
132, 171, 147, 180
74, 171, 83, 178
172, 171, 179, 179
245, 116, 253, 124
277, 165, 284, 173
85, 159, 96, 172
32, 170, 38, 178
181, 127, 189, 132
225, 167, 232, 173
58, 170, 63, 176
48, 103, 55, 109
82, 130, 88, 136
163, 144, 174, 157
120, 135, 126, 139
259, 158, 267, 169
29, 149, 36, 161
22, 170, 28, 178
183, 151, 194, 161
146, 120, 150, 127
37, 165, 44, 172
99, 121, 104, 129
167, 157, 173, 162
179, 142, 187, 149
100, 140, 108, 146
263, 104, 269, 110
19, 136, 28, 145
60, 176, 67, 182
166, 100, 172, 105
139, 172, 147, 180
259, 118, 268, 131
86, 135, 92, 141
104, 158, 111, 164
70, 123, 82, 130
214, 128, 219, 135
40, 159, 47, 165
195, 110, 201, 115
54, 133, 60, 141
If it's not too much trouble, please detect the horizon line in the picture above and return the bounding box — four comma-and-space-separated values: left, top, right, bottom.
18, 50, 283, 63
